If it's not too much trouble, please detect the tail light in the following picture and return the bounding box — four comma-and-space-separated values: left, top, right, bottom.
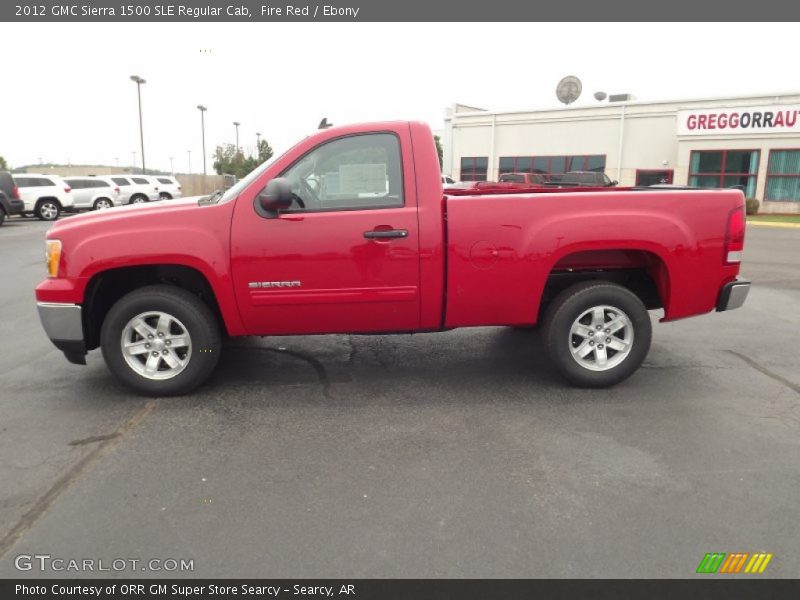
724, 205, 746, 264
11, 185, 20, 200
114, 187, 120, 193
64, 186, 72, 193
178, 186, 182, 191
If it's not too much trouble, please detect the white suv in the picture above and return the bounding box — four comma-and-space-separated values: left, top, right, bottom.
63, 176, 121, 211
13, 174, 76, 220
108, 175, 160, 204
153, 176, 183, 200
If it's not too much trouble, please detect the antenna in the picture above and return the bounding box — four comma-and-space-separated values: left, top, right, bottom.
318, 118, 333, 129
556, 76, 582, 105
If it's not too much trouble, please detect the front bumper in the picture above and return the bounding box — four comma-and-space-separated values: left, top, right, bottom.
716, 278, 751, 312
37, 302, 86, 364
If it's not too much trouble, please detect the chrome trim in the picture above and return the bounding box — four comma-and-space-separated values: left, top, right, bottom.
717, 279, 750, 312
37, 302, 83, 341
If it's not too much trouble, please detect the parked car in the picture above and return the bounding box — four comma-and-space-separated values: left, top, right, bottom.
108, 176, 159, 204
0, 171, 25, 225
498, 172, 546, 185
553, 171, 618, 187
153, 176, 183, 200
13, 173, 75, 220
441, 175, 455, 186
35, 121, 749, 396
63, 177, 120, 211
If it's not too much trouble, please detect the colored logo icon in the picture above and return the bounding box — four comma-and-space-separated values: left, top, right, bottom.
696, 552, 773, 574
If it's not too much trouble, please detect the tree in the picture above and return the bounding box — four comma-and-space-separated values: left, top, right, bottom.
213, 137, 274, 179
0, 156, 8, 171
433, 135, 443, 170
257, 139, 273, 163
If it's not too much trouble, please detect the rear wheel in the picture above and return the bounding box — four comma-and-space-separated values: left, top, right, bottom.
541, 281, 652, 387
159, 192, 172, 200
101, 285, 221, 396
0, 208, 5, 226
35, 199, 61, 221
130, 194, 147, 204
93, 197, 113, 210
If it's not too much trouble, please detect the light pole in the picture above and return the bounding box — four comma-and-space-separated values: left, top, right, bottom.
233, 121, 240, 152
132, 151, 136, 171
169, 156, 174, 176
197, 105, 207, 176
130, 75, 146, 173
187, 150, 192, 175
114, 157, 119, 168
256, 132, 261, 156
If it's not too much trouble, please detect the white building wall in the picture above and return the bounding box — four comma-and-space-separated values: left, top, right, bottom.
445, 93, 800, 213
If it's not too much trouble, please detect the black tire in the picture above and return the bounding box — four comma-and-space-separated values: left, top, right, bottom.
100, 285, 222, 396
0, 209, 5, 226
35, 199, 61, 221
130, 194, 148, 204
159, 193, 172, 200
93, 197, 113, 210
541, 281, 652, 388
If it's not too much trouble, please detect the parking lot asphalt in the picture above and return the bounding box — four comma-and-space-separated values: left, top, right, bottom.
0, 215, 798, 579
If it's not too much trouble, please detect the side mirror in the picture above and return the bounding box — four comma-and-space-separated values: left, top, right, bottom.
256, 177, 293, 218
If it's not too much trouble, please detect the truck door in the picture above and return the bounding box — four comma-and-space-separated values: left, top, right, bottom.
230, 131, 421, 335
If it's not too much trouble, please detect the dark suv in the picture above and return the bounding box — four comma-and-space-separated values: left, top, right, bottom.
0, 171, 24, 225
555, 171, 618, 187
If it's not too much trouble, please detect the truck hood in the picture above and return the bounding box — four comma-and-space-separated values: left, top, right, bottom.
45, 197, 206, 238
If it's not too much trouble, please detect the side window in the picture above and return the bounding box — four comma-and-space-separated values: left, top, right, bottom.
112, 177, 130, 186
39, 178, 54, 186
132, 177, 148, 184
157, 178, 172, 185
65, 179, 83, 189
278, 133, 404, 212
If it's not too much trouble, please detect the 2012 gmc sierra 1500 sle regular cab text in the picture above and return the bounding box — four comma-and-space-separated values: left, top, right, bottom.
35, 121, 750, 396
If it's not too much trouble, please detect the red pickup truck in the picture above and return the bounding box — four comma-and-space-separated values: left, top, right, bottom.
36, 121, 749, 396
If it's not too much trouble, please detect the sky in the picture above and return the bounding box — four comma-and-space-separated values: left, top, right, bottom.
1, 22, 797, 173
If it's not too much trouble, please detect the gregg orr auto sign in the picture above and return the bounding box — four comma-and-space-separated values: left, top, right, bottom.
678, 105, 800, 136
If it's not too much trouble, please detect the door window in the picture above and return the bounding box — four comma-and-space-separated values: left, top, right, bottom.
277, 133, 404, 212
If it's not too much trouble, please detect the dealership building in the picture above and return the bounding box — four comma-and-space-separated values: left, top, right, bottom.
441, 92, 800, 214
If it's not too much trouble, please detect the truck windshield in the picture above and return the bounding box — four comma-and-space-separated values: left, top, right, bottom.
215, 156, 278, 204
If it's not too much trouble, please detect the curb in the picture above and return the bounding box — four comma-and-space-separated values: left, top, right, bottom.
746, 221, 800, 229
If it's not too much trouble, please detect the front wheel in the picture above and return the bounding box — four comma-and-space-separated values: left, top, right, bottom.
101, 285, 222, 396
36, 199, 61, 221
541, 281, 652, 387
130, 194, 148, 204
93, 198, 113, 210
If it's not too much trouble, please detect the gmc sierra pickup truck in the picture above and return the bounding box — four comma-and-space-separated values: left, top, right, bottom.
35, 121, 750, 396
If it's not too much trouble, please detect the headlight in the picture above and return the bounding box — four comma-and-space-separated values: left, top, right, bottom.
46, 240, 62, 278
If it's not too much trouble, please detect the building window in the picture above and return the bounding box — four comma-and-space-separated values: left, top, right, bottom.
688, 150, 759, 198
460, 157, 488, 181
765, 150, 800, 201
498, 155, 606, 180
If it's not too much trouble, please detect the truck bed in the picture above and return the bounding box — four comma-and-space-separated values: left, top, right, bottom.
442, 188, 744, 327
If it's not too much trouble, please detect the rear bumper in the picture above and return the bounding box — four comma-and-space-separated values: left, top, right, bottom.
716, 278, 750, 312
37, 302, 86, 365
2, 198, 24, 215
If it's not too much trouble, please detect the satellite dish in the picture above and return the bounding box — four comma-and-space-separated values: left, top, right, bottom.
556, 76, 582, 105
594, 91, 607, 102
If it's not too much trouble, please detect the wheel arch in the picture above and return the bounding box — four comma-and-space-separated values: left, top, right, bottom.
82, 264, 231, 350
538, 247, 671, 322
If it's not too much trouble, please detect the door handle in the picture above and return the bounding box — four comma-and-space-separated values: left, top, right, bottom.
363, 229, 409, 239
